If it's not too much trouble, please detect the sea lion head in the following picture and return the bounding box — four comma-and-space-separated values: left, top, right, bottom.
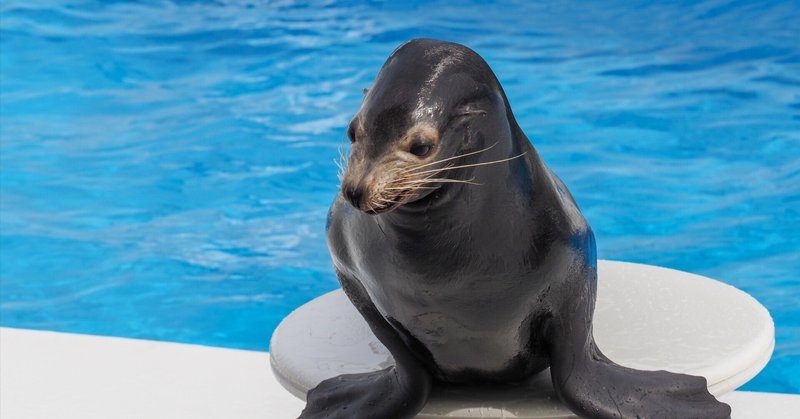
339, 39, 519, 215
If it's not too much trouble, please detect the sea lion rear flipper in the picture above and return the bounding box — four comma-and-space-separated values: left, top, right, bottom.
299, 270, 432, 419
545, 270, 732, 419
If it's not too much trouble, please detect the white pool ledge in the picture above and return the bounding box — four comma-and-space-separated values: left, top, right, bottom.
1, 327, 797, 418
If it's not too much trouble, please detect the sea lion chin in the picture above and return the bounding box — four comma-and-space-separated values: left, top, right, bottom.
301, 38, 731, 419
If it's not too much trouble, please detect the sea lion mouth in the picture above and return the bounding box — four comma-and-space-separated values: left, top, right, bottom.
363, 203, 402, 215
362, 186, 438, 215
362, 198, 401, 215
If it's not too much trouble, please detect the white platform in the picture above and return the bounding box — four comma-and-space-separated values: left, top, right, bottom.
0, 327, 798, 419
270, 260, 776, 418
0, 327, 304, 419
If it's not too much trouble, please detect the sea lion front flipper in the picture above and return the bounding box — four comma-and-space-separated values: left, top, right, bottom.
299, 270, 432, 419
545, 269, 732, 419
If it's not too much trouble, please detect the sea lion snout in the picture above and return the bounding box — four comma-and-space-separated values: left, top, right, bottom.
338, 122, 445, 215
339, 162, 371, 211
339, 155, 425, 215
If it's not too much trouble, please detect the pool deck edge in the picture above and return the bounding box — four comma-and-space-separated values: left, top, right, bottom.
1, 327, 797, 419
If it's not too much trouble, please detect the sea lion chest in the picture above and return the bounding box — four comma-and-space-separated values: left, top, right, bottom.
327, 196, 561, 381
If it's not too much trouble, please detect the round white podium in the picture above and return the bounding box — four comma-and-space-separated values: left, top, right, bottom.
270, 260, 774, 418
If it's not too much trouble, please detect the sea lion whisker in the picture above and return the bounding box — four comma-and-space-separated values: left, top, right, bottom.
336, 140, 349, 174
384, 186, 438, 191
403, 142, 498, 172
399, 178, 482, 186
399, 178, 476, 184
398, 162, 455, 176
334, 158, 346, 174
395, 175, 478, 184
393, 168, 448, 183
408, 152, 528, 176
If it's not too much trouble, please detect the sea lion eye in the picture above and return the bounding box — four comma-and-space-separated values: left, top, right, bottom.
409, 142, 433, 157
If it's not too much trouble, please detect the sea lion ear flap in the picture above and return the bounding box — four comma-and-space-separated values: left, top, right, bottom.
363, 88, 369, 95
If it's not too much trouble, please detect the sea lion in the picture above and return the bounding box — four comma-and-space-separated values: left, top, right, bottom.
300, 39, 731, 419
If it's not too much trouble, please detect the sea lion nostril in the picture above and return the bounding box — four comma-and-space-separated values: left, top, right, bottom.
344, 185, 363, 209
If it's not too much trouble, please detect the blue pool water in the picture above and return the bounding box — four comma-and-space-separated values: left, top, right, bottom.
1, 0, 798, 393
